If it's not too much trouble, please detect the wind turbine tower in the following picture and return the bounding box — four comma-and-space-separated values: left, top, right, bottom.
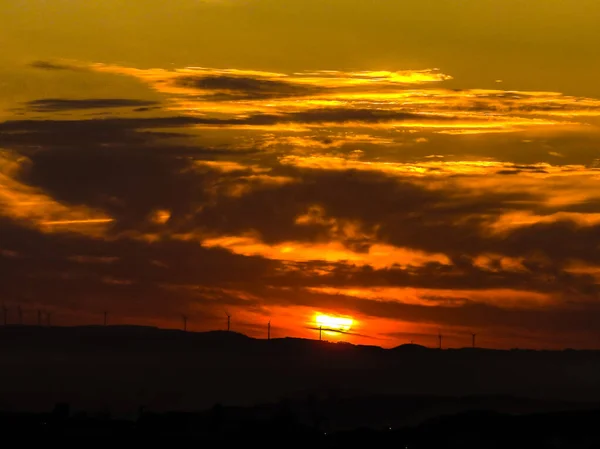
182, 314, 188, 332
268, 320, 271, 340
226, 313, 231, 332
472, 333, 476, 348
103, 311, 108, 326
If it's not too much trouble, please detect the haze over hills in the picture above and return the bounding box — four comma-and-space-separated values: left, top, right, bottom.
1, 324, 600, 426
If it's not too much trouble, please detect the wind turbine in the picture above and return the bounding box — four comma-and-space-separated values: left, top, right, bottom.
268, 320, 271, 341
103, 311, 108, 326
305, 321, 358, 342
225, 312, 231, 332
438, 331, 443, 350
182, 314, 188, 332
471, 332, 477, 348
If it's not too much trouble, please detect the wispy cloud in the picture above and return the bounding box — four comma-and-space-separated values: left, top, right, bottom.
29, 60, 88, 71
83, 62, 600, 136
26, 98, 159, 112
201, 234, 451, 269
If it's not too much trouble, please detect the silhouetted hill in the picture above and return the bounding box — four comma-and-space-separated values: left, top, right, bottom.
392, 343, 431, 352
1, 325, 600, 422
0, 325, 253, 351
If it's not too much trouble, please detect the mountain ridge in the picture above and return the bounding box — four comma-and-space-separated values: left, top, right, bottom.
1, 324, 596, 353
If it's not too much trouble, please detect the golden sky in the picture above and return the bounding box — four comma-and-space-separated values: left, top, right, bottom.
1, 0, 600, 349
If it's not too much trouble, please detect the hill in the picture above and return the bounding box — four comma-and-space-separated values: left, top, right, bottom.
1, 325, 599, 422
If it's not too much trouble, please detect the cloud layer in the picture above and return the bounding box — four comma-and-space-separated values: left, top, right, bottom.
2, 60, 600, 349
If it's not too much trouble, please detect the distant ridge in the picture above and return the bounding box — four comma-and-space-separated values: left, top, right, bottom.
392, 343, 431, 352
0, 324, 598, 353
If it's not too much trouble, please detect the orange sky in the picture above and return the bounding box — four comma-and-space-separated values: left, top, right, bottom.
1, 0, 600, 349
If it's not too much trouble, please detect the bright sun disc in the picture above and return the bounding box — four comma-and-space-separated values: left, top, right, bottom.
315, 314, 353, 332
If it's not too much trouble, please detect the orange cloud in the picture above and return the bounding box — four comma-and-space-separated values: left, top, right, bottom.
307, 286, 553, 310
0, 150, 113, 235
201, 234, 450, 269
84, 61, 600, 136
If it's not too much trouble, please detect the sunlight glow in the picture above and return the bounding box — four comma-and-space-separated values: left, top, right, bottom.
315, 314, 354, 333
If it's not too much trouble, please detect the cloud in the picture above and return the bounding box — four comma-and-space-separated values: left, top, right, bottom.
0, 150, 113, 235
2, 60, 600, 348
87, 62, 600, 133
0, 110, 458, 133
0, 116, 200, 133
29, 60, 87, 71
0, 217, 279, 322
292, 69, 453, 86
26, 98, 159, 112
2, 206, 598, 348
202, 235, 451, 269
306, 286, 553, 309
175, 75, 320, 100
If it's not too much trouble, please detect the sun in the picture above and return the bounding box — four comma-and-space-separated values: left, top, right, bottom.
315, 314, 354, 333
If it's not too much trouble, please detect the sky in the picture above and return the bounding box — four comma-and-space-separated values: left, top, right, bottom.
2, 0, 600, 349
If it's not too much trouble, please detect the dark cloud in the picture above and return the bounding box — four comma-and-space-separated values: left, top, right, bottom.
0, 217, 276, 323
496, 170, 521, 175
0, 110, 466, 153
189, 167, 534, 248
5, 114, 600, 268
29, 60, 86, 71
0, 116, 199, 148
175, 75, 320, 100
279, 259, 598, 298
13, 143, 263, 232
0, 109, 464, 142
0, 116, 199, 134
133, 106, 161, 112
26, 98, 159, 112
4, 113, 600, 272
278, 108, 459, 124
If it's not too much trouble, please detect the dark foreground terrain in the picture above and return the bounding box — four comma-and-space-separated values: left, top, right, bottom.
2, 402, 600, 448
1, 325, 600, 446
